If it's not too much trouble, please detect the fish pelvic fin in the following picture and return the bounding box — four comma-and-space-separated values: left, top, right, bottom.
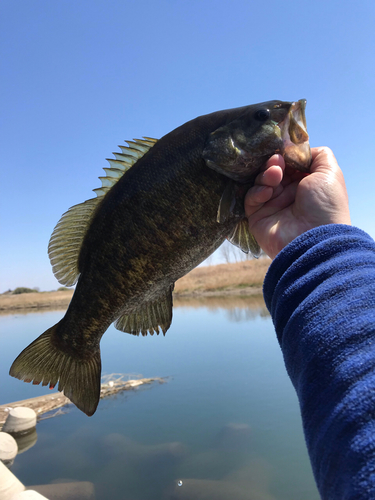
9, 323, 101, 417
115, 286, 173, 337
227, 218, 261, 258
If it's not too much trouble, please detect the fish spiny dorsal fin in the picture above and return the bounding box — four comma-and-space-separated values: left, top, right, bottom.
48, 137, 158, 286
93, 137, 157, 198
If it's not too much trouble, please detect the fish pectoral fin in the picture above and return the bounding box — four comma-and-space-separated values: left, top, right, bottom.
9, 322, 101, 417
217, 181, 236, 223
227, 218, 261, 258
115, 286, 174, 337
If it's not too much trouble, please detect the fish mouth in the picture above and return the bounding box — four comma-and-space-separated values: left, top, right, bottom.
279, 99, 312, 172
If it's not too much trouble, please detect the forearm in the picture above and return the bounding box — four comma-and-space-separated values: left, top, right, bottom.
264, 225, 375, 500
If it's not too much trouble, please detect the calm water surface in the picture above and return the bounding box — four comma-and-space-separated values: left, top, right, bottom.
0, 296, 319, 500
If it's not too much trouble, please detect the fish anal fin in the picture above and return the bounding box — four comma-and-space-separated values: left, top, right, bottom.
9, 322, 101, 417
115, 286, 173, 337
227, 218, 261, 258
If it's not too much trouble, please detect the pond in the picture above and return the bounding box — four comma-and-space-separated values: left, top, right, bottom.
0, 296, 319, 500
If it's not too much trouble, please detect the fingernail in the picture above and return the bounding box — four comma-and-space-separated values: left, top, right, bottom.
267, 154, 284, 166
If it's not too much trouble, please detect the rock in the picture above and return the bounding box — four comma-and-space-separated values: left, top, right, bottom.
0, 432, 18, 463
3, 408, 37, 435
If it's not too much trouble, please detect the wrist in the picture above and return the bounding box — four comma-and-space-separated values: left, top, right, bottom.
264, 224, 370, 318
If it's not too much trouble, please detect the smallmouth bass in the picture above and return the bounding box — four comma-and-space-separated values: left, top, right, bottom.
10, 100, 311, 416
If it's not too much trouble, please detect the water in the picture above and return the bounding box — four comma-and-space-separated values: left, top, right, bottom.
0, 296, 319, 499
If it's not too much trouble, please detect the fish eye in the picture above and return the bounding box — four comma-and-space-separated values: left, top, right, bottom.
254, 109, 270, 122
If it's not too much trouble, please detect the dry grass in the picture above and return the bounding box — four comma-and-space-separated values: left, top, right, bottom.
0, 290, 73, 314
174, 257, 271, 294
0, 258, 271, 313
174, 294, 266, 310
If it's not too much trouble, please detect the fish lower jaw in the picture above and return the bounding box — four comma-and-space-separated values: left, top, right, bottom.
282, 139, 311, 172
277, 99, 311, 172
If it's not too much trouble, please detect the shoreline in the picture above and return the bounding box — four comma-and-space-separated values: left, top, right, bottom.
1, 259, 269, 315
0, 286, 264, 315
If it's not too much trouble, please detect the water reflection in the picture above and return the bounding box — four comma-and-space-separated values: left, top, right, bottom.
166, 463, 276, 500
29, 481, 95, 500
0, 307, 67, 317
174, 294, 269, 322
83, 428, 275, 500
213, 422, 251, 451
12, 422, 277, 499
1, 299, 319, 500
163, 423, 276, 499
14, 428, 38, 454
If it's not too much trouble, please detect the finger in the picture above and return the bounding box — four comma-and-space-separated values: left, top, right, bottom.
254, 165, 284, 188
311, 146, 333, 161
244, 185, 273, 211
244, 154, 287, 216
250, 180, 299, 220
253, 153, 285, 187
310, 147, 339, 175
260, 153, 285, 173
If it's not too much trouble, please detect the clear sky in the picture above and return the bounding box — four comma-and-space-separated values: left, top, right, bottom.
1, 0, 375, 292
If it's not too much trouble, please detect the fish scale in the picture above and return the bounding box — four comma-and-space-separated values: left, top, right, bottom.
10, 100, 311, 416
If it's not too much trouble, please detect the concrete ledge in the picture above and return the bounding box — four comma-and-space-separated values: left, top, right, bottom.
11, 491, 49, 499
0, 461, 25, 500
31, 482, 95, 500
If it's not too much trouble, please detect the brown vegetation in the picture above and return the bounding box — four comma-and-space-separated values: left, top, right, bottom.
174, 293, 266, 311
174, 257, 270, 295
0, 258, 270, 314
0, 290, 73, 314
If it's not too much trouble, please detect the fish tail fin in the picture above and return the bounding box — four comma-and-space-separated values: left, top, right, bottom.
9, 322, 101, 417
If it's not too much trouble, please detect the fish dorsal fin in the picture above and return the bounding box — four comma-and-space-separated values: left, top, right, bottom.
48, 137, 158, 286
115, 286, 174, 336
93, 137, 157, 197
227, 218, 261, 258
48, 198, 100, 286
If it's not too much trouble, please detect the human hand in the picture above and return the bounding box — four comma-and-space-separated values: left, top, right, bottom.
244, 147, 351, 259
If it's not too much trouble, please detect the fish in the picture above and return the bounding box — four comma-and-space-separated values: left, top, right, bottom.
10, 99, 311, 416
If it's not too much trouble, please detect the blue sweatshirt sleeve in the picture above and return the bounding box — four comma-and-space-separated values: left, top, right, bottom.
263, 225, 375, 500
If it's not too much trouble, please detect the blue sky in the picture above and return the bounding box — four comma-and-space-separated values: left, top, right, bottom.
1, 0, 375, 292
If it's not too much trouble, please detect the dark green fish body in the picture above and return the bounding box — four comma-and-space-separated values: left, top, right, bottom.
10, 100, 312, 416
62, 143, 235, 346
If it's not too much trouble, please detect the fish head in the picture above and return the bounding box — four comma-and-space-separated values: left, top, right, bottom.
203, 99, 311, 182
